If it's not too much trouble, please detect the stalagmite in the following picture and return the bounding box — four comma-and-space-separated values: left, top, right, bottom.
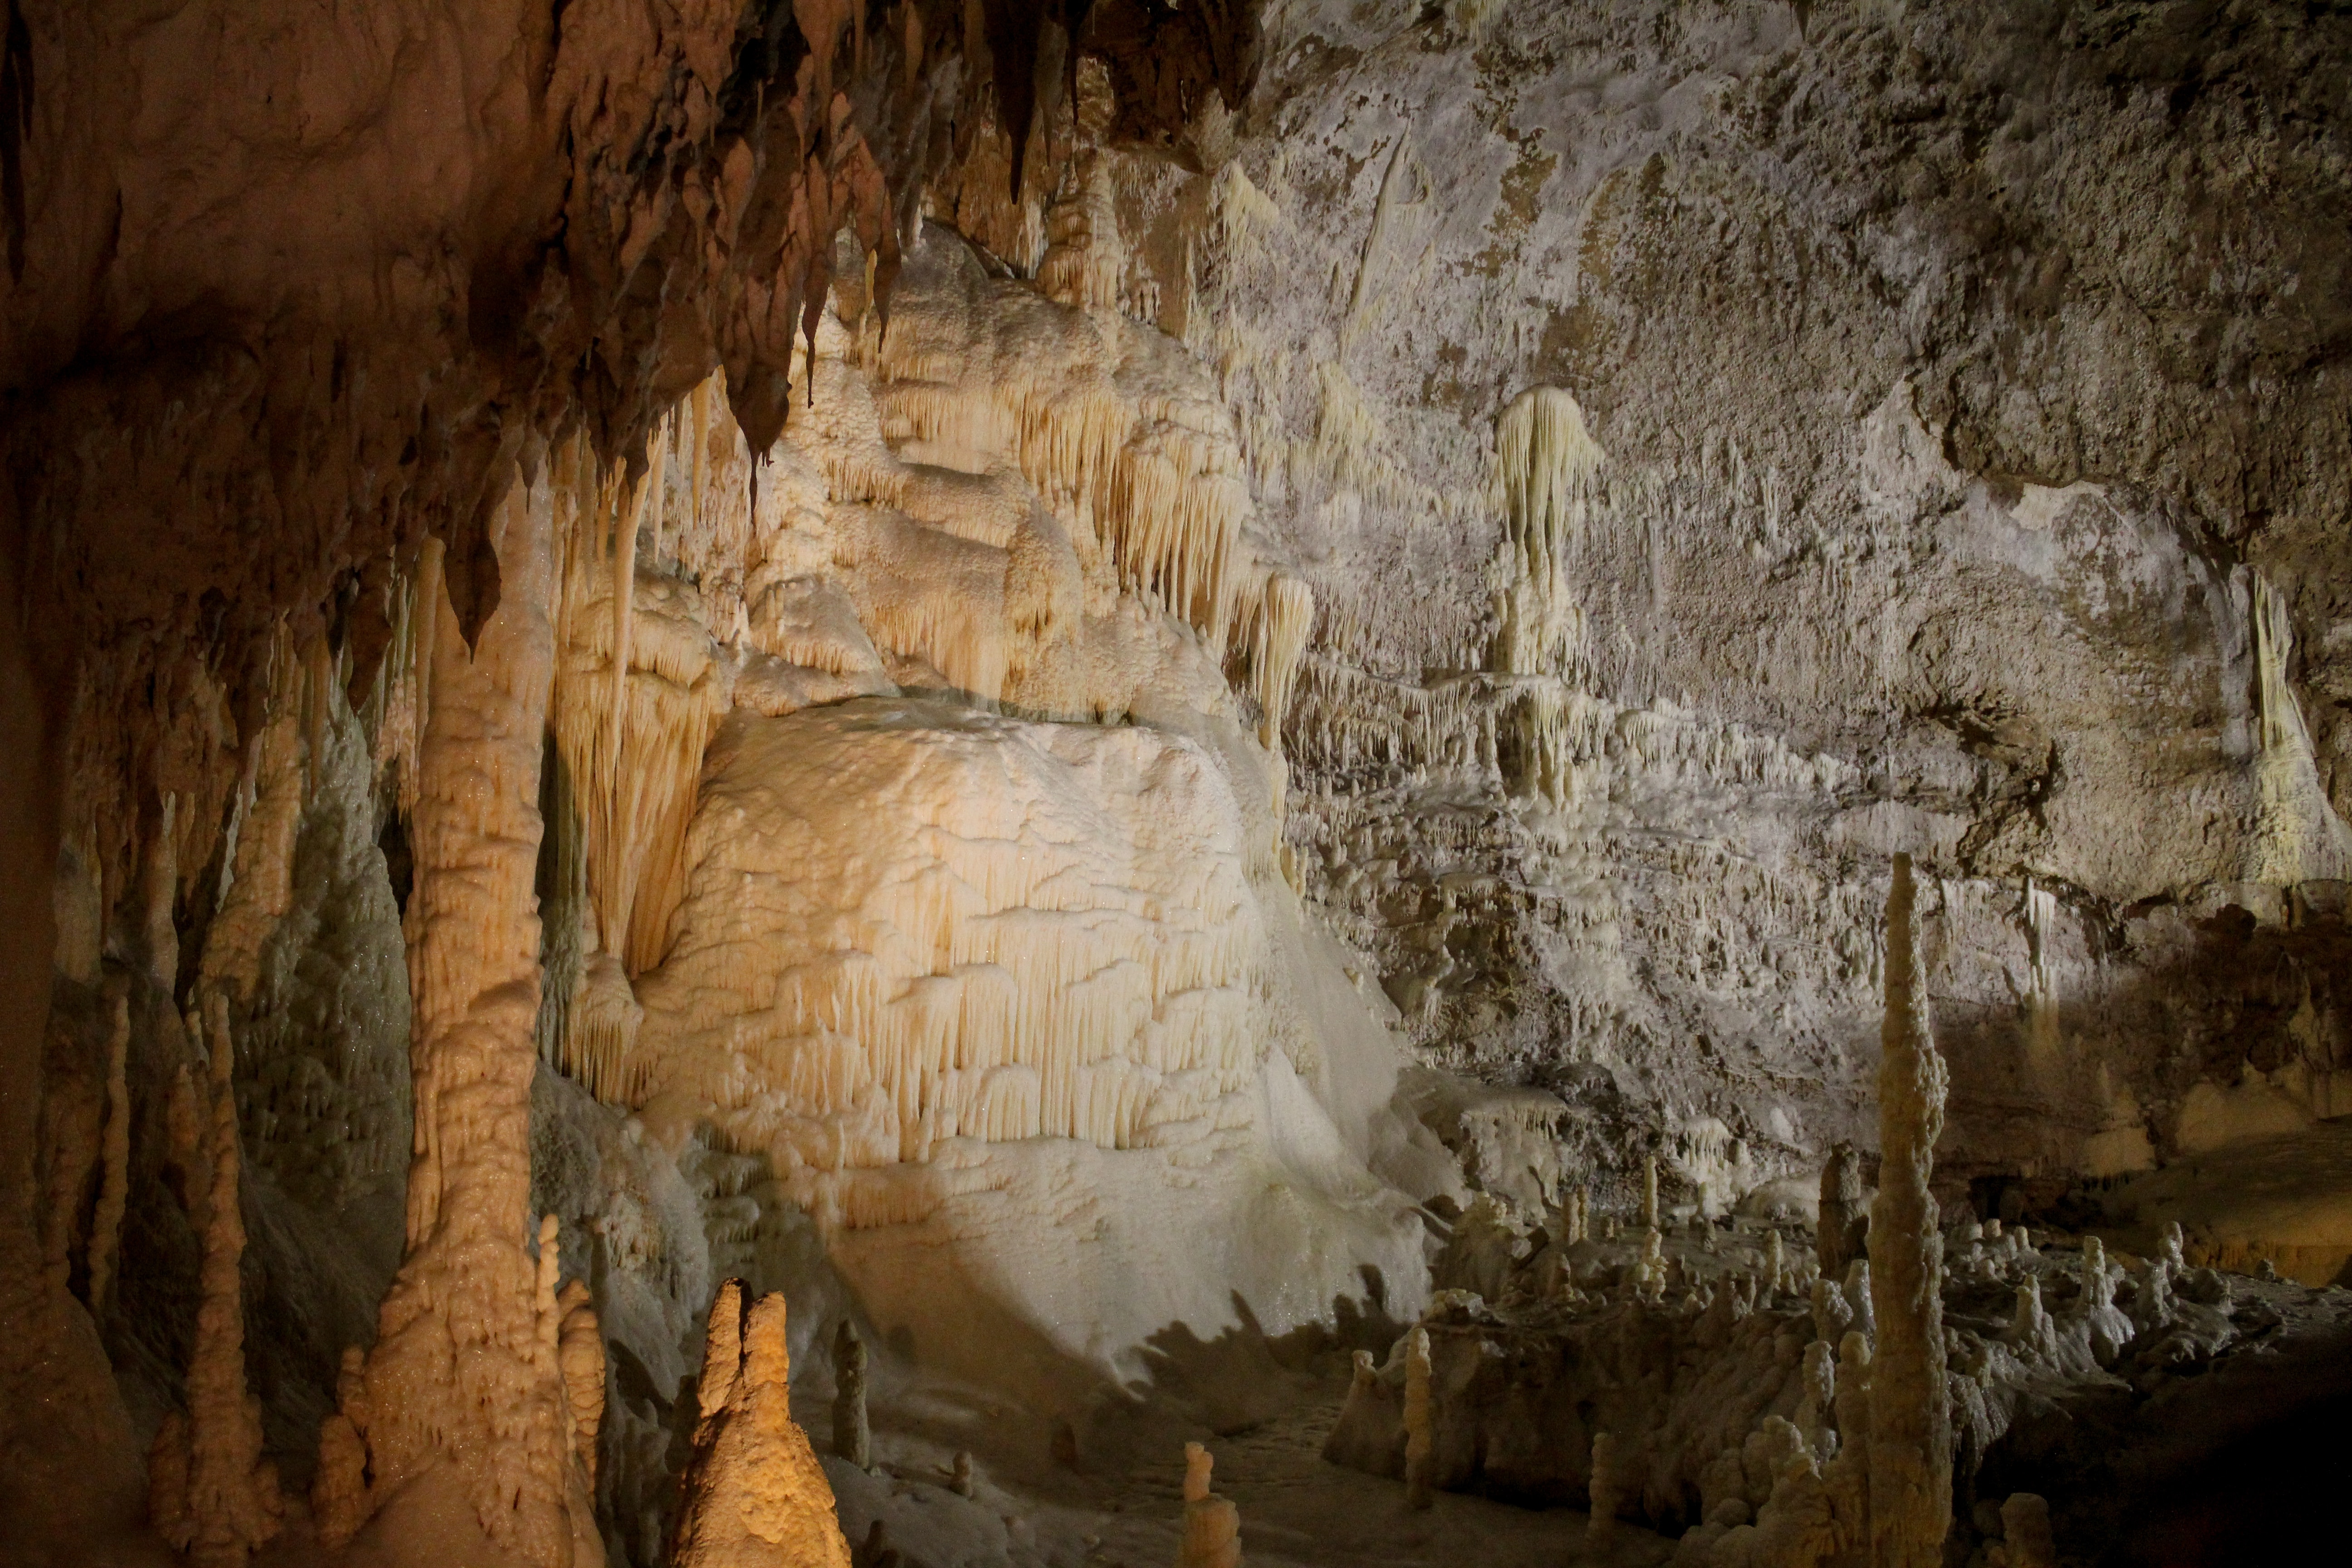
1636, 1227, 1668, 1302
1991, 1494, 2056, 1568
1811, 1277, 1854, 1345
1818, 1142, 1863, 1278
1866, 854, 1953, 1568
557, 1280, 607, 1485
670, 1281, 852, 1568
85, 991, 131, 1313
1797, 1340, 1838, 1459
1403, 1326, 1434, 1510
2133, 1243, 2177, 1334
833, 1320, 872, 1470
2077, 1237, 2132, 1364
951, 1450, 976, 1499
1176, 1442, 1243, 1568
1644, 1154, 1661, 1229
1587, 1431, 1620, 1542
2007, 1275, 2059, 1364
1844, 1260, 1876, 1343
312, 1413, 369, 1550
314, 1345, 373, 1547
348, 473, 589, 1562
149, 1002, 282, 1565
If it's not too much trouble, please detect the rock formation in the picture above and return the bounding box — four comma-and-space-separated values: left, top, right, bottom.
1177, 1442, 1243, 1568
832, 1320, 871, 1472
1403, 1326, 1435, 1511
1816, 1144, 1863, 1280
669, 1281, 851, 1568
1, 5, 2349, 1567
1586, 1431, 1620, 1543
558, 1279, 608, 1487
148, 1000, 282, 1565
1866, 855, 1954, 1568
342, 482, 589, 1562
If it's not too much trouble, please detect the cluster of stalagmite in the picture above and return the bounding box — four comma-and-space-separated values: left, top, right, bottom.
669, 1281, 851, 1568
1327, 857, 2050, 1565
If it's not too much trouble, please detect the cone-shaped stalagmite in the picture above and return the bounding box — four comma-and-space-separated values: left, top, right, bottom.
148, 1000, 282, 1566
1866, 854, 1953, 1568
670, 1280, 852, 1568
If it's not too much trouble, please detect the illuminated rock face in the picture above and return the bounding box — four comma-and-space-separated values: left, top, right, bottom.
4, 4, 2352, 1567
1161, 1, 2352, 1205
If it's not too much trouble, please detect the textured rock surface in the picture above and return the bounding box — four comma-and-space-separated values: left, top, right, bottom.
1050, 0, 2352, 1204
3, 2, 2351, 1564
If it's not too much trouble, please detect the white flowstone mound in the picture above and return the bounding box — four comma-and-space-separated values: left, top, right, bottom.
625, 696, 1423, 1389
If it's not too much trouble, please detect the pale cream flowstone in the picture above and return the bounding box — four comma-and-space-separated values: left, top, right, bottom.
340, 477, 595, 1563
669, 1280, 853, 1568
1176, 1442, 1243, 1568
1866, 854, 1953, 1568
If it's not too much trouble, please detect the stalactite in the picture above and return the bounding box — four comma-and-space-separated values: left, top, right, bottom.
1865, 853, 1953, 1568
550, 425, 728, 984
1490, 387, 1603, 678
138, 792, 180, 985
604, 456, 647, 937
1248, 573, 1313, 750
200, 656, 309, 1009
2253, 573, 2303, 757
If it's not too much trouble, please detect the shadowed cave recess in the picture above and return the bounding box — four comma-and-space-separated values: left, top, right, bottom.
3, 2, 2350, 1566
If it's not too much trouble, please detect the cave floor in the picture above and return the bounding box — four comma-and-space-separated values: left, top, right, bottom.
831, 1382, 1671, 1568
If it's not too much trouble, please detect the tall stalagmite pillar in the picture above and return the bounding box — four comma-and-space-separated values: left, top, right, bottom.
355, 473, 587, 1563
1865, 854, 1952, 1567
